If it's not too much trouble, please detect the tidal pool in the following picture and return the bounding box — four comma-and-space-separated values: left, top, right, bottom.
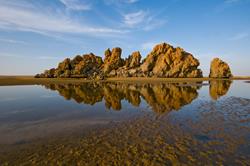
0, 80, 249, 165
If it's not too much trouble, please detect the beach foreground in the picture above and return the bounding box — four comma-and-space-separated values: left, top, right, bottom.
1, 76, 250, 86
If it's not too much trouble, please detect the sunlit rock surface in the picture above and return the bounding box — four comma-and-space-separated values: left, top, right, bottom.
209, 58, 232, 78
35, 42, 205, 79
140, 43, 203, 77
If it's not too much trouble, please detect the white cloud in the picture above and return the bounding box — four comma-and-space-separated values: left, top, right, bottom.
229, 33, 249, 41
123, 10, 146, 27
59, 0, 91, 11
0, 38, 28, 45
0, 53, 61, 60
0, 53, 20, 58
122, 9, 167, 30
126, 0, 139, 3
0, 2, 126, 37
104, 0, 139, 5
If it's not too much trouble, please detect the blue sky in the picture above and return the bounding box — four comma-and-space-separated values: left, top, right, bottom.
0, 0, 249, 76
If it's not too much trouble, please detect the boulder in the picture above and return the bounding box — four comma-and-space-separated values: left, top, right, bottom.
73, 53, 103, 76
209, 58, 232, 78
125, 51, 141, 68
103, 47, 124, 74
50, 58, 72, 78
140, 43, 203, 78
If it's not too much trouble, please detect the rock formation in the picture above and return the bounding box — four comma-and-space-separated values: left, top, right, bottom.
209, 58, 232, 78
72, 53, 103, 77
141, 43, 202, 78
103, 47, 124, 74
125, 51, 141, 68
35, 42, 211, 79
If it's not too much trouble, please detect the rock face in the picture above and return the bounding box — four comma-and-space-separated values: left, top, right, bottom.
140, 43, 202, 78
125, 51, 141, 68
55, 58, 71, 77
36, 53, 103, 79
72, 53, 103, 77
103, 48, 124, 74
209, 58, 232, 78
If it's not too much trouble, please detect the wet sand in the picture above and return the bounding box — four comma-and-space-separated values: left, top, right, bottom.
1, 76, 249, 86
0, 97, 249, 165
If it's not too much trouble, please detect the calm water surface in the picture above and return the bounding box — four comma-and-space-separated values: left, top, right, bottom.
0, 80, 249, 165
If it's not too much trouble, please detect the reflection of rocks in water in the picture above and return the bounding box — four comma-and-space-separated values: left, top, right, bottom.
44, 83, 104, 105
140, 83, 199, 113
44, 82, 200, 113
209, 80, 232, 100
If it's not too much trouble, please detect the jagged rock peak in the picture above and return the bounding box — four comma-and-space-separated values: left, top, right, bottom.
125, 51, 141, 68
103, 47, 124, 74
140, 42, 203, 78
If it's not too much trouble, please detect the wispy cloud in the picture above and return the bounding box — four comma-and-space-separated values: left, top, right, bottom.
0, 38, 28, 45
0, 1, 126, 37
0, 53, 61, 60
59, 0, 92, 11
126, 0, 139, 4
123, 10, 146, 27
229, 33, 249, 40
122, 10, 167, 30
104, 0, 139, 5
0, 53, 20, 58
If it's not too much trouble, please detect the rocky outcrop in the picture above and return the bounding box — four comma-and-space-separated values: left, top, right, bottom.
55, 58, 71, 77
72, 53, 103, 77
36, 42, 235, 79
70, 55, 83, 69
125, 51, 141, 68
103, 47, 124, 74
209, 58, 232, 78
140, 43, 202, 78
36, 53, 103, 79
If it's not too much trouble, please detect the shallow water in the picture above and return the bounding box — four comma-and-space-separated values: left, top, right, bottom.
0, 80, 249, 165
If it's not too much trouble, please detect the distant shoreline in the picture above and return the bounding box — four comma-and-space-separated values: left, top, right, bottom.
1, 76, 250, 86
